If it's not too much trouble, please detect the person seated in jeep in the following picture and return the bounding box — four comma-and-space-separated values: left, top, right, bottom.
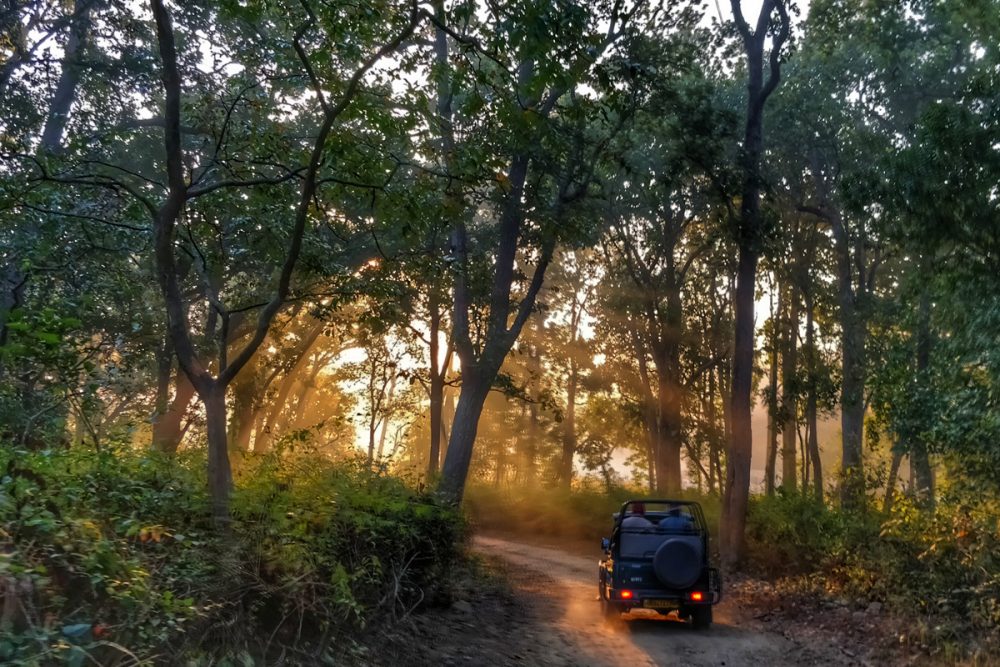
621, 501, 653, 528
659, 504, 694, 532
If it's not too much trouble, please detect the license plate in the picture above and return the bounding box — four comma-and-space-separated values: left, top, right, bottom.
643, 599, 678, 610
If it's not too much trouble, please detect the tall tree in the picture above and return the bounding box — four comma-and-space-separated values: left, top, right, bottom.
720, 0, 790, 567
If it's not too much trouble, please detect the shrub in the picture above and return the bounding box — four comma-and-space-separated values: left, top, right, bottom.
0, 442, 464, 665
745, 491, 1000, 659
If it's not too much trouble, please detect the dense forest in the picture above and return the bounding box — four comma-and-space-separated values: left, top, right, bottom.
1, 0, 999, 664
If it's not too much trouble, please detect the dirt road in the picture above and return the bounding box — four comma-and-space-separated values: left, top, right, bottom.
469, 535, 868, 667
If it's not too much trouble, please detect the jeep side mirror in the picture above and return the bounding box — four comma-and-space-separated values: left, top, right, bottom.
601, 538, 610, 551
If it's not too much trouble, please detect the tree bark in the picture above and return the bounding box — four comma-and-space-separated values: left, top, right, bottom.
909, 283, 934, 508
723, 247, 758, 564
653, 283, 685, 494
441, 387, 455, 466
707, 365, 721, 495
228, 375, 256, 454
781, 283, 798, 492
438, 372, 492, 501
560, 356, 579, 488
151, 367, 195, 454
805, 291, 823, 500
655, 370, 684, 494
765, 285, 779, 495
882, 447, 903, 515
203, 384, 233, 521
232, 406, 257, 453
40, 0, 94, 152
428, 290, 444, 476
832, 211, 866, 509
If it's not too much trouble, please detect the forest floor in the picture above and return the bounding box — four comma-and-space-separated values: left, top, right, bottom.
373, 533, 935, 667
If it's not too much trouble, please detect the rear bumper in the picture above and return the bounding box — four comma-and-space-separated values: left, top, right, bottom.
605, 568, 722, 607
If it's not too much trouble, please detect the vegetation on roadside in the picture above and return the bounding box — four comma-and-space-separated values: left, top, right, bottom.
746, 493, 1000, 661
0, 443, 463, 666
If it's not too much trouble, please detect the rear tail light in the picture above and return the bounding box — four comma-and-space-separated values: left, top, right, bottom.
690, 591, 704, 601
620, 590, 633, 600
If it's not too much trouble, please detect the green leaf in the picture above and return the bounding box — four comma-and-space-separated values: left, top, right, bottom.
35, 332, 61, 345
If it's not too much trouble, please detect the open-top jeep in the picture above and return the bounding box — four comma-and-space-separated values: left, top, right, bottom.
598, 499, 721, 628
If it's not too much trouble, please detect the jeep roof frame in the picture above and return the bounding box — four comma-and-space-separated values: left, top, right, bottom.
611, 498, 709, 534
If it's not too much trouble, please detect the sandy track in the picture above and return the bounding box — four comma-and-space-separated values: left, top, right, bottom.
473, 535, 865, 667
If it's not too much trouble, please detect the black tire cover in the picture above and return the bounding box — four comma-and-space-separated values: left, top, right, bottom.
653, 538, 702, 588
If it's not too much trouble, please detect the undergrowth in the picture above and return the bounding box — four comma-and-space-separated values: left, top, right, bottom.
0, 442, 464, 665
745, 492, 1000, 661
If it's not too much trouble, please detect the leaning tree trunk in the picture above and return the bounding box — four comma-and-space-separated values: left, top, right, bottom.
436, 147, 555, 503
40, 0, 95, 152
152, 368, 196, 454
882, 447, 904, 515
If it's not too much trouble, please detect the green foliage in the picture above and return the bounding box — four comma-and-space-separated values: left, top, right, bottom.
746, 493, 1000, 658
0, 309, 84, 447
0, 443, 464, 665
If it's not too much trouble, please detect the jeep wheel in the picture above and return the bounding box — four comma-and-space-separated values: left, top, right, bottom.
691, 605, 712, 629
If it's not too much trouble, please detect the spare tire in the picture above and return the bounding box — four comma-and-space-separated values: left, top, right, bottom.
653, 537, 702, 589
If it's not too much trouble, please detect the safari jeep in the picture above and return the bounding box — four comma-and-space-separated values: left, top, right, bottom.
598, 499, 721, 628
